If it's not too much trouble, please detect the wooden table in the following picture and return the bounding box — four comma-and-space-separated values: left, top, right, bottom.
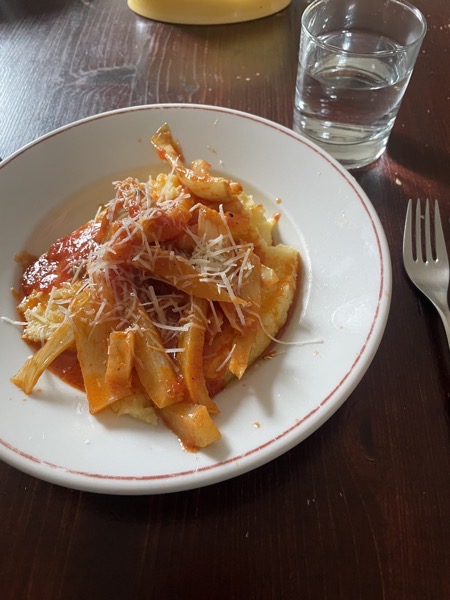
1, 1, 448, 598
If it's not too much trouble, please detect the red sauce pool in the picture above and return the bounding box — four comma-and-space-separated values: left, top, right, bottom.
21, 220, 102, 296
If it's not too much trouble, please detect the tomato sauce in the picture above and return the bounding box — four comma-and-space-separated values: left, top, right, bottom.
21, 220, 102, 296
20, 221, 103, 394
48, 350, 85, 391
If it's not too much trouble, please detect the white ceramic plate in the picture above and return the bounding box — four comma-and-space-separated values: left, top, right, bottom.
0, 104, 391, 494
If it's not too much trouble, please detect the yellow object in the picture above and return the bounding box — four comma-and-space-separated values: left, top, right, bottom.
128, 0, 292, 25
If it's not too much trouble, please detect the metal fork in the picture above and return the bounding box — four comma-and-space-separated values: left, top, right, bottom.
403, 199, 450, 349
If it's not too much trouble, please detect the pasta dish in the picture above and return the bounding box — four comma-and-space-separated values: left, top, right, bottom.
11, 124, 300, 450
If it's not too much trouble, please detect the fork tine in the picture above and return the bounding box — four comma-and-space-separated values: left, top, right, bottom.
434, 200, 449, 266
404, 199, 413, 260
415, 199, 423, 262
424, 199, 432, 261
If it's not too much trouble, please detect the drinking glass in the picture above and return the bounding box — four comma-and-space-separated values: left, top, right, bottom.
293, 0, 427, 169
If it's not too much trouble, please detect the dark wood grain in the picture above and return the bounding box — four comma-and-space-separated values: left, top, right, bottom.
0, 1, 449, 599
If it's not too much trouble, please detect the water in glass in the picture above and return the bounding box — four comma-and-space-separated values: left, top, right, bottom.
293, 30, 411, 169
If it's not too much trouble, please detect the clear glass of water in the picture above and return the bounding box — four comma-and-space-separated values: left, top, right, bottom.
293, 0, 427, 169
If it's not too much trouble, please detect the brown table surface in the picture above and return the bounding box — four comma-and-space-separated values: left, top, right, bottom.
0, 1, 449, 598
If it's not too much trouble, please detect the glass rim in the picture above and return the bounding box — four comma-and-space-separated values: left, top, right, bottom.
301, 0, 427, 57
